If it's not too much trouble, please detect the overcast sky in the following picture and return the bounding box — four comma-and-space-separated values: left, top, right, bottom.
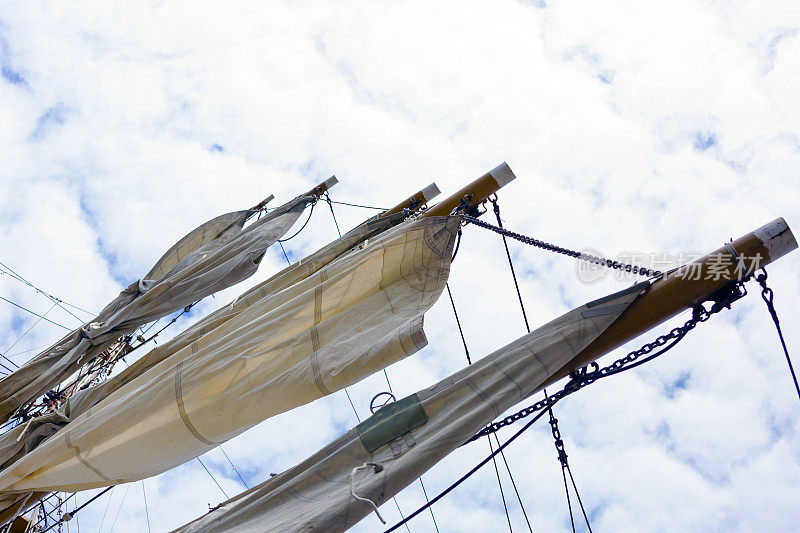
1, 1, 799, 532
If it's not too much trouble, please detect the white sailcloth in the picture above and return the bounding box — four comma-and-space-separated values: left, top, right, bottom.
173, 282, 646, 533
0, 215, 458, 498
0, 210, 407, 475
0, 196, 310, 425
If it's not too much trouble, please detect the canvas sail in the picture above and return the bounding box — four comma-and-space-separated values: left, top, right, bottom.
0, 214, 458, 500
0, 210, 407, 475
172, 282, 646, 533
0, 195, 311, 425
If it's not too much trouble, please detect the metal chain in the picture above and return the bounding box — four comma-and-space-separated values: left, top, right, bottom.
462, 214, 662, 278
466, 280, 748, 443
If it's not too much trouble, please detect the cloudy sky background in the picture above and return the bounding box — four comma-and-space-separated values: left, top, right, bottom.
1, 1, 799, 531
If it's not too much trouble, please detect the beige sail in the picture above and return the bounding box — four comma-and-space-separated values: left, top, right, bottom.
0, 214, 458, 499
0, 210, 408, 476
172, 283, 645, 533
0, 195, 310, 425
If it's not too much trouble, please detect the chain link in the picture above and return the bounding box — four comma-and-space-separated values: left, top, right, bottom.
465, 280, 748, 443
462, 214, 662, 278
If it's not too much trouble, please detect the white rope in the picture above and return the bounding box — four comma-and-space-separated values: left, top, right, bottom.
349, 462, 386, 524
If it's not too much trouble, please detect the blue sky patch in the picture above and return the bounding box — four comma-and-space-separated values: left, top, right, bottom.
664, 370, 691, 399
597, 72, 614, 84
693, 132, 717, 151
1, 65, 26, 86
31, 104, 68, 141
0, 33, 28, 87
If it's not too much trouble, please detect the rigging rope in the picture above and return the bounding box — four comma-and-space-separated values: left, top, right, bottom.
384, 405, 552, 533
755, 269, 800, 404
462, 215, 662, 278
97, 486, 115, 532
324, 193, 342, 237
0, 295, 70, 330
277, 202, 316, 243
328, 199, 387, 211
492, 432, 533, 531
0, 260, 94, 322
278, 241, 291, 264
445, 284, 470, 365
490, 197, 586, 532
141, 481, 151, 533
547, 409, 592, 533
445, 275, 515, 532
197, 457, 229, 499
488, 436, 514, 532
484, 199, 539, 531
385, 280, 746, 533
467, 281, 745, 442
220, 446, 248, 488
108, 484, 131, 533
0, 301, 58, 372
320, 197, 419, 531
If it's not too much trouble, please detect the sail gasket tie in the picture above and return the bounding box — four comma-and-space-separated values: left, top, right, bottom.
350, 462, 386, 524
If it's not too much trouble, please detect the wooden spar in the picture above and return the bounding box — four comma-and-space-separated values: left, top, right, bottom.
304, 176, 339, 198
382, 183, 441, 217
250, 194, 275, 211
541, 217, 798, 388
421, 163, 516, 218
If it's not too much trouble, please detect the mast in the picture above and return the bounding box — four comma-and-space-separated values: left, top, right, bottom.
304, 176, 339, 197
382, 183, 441, 217
542, 217, 797, 387
421, 162, 516, 217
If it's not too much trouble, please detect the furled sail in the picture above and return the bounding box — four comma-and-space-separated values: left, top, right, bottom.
172, 283, 646, 533
0, 194, 313, 425
0, 214, 458, 500
0, 209, 407, 475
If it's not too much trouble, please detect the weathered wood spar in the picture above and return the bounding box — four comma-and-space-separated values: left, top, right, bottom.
543, 217, 798, 387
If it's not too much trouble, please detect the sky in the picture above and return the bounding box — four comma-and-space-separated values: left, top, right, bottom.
0, 1, 799, 531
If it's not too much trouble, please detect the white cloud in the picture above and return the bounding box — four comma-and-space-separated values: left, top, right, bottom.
1, 0, 799, 531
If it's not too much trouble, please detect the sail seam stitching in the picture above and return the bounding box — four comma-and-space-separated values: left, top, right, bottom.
65, 429, 112, 482
311, 268, 330, 395
175, 362, 215, 445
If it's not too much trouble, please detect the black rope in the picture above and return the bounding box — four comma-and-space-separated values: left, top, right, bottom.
490, 199, 530, 332
445, 284, 470, 365
492, 432, 534, 531
386, 281, 747, 533
278, 202, 316, 242
756, 268, 800, 404
566, 466, 592, 532
451, 229, 463, 263
463, 215, 662, 278
127, 302, 197, 354
446, 278, 513, 531
324, 193, 342, 237
488, 435, 514, 532
547, 408, 592, 533
384, 403, 553, 533
40, 486, 114, 533
278, 242, 291, 264
492, 198, 558, 533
